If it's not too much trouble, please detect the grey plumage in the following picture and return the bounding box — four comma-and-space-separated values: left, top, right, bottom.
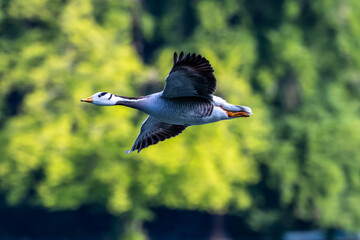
81, 51, 253, 153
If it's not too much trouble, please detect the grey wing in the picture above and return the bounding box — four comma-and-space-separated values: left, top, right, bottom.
126, 116, 187, 153
161, 52, 217, 100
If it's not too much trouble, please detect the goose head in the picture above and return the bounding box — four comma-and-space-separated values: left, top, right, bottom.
81, 92, 117, 106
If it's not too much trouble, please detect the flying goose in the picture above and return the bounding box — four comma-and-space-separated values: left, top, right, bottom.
81, 52, 252, 153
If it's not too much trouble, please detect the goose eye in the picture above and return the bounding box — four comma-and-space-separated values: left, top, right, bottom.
98, 92, 108, 98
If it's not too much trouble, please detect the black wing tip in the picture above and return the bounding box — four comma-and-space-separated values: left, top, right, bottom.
126, 147, 142, 153
174, 51, 200, 62
172, 51, 214, 73
129, 124, 187, 153
173, 52, 178, 64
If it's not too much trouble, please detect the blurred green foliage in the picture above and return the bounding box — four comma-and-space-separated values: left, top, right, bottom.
0, 0, 360, 238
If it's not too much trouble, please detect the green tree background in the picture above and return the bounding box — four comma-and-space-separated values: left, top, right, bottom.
0, 0, 360, 239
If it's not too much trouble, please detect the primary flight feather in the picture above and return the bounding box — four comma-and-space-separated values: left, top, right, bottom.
81, 52, 252, 153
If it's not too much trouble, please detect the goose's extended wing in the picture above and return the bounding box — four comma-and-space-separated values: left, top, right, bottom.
161, 52, 216, 100
126, 116, 187, 153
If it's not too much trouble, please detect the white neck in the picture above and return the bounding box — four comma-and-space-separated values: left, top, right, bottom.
95, 95, 140, 105
108, 94, 147, 109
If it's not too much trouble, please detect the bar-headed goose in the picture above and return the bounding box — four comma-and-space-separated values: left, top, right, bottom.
81, 52, 252, 153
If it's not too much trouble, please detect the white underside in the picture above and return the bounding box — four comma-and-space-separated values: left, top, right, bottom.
142, 94, 251, 126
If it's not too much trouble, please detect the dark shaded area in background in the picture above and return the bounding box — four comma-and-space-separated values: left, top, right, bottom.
0, 205, 114, 239
0, 205, 267, 240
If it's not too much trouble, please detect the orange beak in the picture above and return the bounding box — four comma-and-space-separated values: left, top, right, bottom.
81, 96, 93, 103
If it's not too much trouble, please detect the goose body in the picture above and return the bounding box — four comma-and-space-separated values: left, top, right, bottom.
81, 52, 252, 153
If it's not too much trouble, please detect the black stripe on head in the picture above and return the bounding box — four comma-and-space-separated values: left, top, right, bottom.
98, 92, 108, 97
108, 94, 113, 100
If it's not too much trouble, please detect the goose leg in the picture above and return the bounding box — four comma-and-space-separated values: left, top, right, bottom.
219, 105, 251, 117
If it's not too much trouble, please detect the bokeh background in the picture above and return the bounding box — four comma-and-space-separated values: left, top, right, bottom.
1, 0, 360, 239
